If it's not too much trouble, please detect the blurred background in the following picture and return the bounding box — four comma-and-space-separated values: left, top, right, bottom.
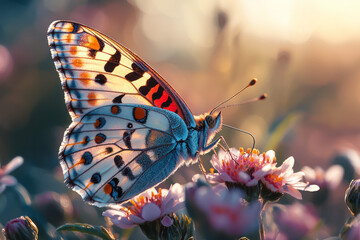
1, 0, 360, 238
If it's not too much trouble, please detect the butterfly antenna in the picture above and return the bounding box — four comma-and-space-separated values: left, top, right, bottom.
223, 124, 256, 151
210, 78, 258, 115
215, 94, 267, 112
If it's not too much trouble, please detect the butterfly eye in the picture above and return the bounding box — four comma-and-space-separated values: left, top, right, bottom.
205, 115, 215, 128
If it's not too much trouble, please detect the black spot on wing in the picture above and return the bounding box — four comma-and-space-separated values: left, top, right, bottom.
114, 155, 124, 168
122, 167, 135, 181
139, 77, 158, 96
123, 130, 134, 149
132, 63, 145, 75
81, 151, 93, 165
97, 37, 105, 51
72, 23, 80, 33
95, 74, 107, 85
88, 49, 97, 58
91, 173, 101, 184
152, 85, 164, 101
104, 50, 121, 73
136, 154, 152, 169
160, 96, 172, 108
125, 72, 141, 81
112, 94, 125, 103
125, 63, 146, 81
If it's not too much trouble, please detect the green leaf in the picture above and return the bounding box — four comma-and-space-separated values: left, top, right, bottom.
57, 223, 115, 240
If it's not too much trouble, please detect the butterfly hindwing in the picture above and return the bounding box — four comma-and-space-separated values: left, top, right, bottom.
47, 20, 195, 127
59, 104, 188, 206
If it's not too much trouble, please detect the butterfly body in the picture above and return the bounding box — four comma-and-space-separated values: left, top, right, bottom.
48, 21, 222, 206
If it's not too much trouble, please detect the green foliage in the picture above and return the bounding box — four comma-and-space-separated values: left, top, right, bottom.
57, 223, 114, 240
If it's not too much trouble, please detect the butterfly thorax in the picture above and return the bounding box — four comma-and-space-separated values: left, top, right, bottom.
193, 112, 222, 154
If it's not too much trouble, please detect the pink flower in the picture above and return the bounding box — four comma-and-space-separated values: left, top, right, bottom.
208, 147, 276, 187
190, 183, 260, 236
273, 203, 320, 240
258, 156, 319, 200
302, 165, 343, 190
102, 183, 184, 229
346, 220, 360, 240
0, 156, 23, 194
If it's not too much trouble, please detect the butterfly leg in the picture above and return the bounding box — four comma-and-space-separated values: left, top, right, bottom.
198, 155, 207, 175
204, 136, 238, 164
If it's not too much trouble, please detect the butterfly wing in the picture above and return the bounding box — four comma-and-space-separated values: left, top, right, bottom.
60, 104, 189, 206
47, 20, 195, 127
48, 21, 199, 206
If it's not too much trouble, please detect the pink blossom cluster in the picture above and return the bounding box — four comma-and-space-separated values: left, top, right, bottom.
208, 148, 319, 200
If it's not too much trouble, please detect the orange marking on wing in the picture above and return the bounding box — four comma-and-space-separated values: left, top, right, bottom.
64, 24, 74, 33
86, 35, 100, 50
70, 46, 77, 55
94, 135, 104, 144
66, 34, 72, 43
104, 183, 112, 195
79, 72, 91, 85
84, 182, 93, 190
111, 105, 119, 114
79, 34, 101, 50
87, 92, 98, 106
154, 91, 169, 107
65, 137, 88, 146
148, 131, 164, 145
72, 59, 83, 67
166, 101, 178, 113
134, 107, 146, 120
145, 84, 159, 101
94, 119, 101, 128
68, 158, 85, 170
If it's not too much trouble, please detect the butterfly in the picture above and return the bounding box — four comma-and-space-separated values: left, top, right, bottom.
47, 20, 224, 207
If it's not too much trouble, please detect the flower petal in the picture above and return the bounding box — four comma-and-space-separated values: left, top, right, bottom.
129, 214, 145, 224
265, 150, 275, 160
141, 203, 161, 222
112, 218, 137, 229
301, 166, 316, 181
325, 165, 344, 189
102, 209, 126, 218
161, 216, 173, 227
281, 157, 294, 172
0, 175, 17, 186
283, 185, 302, 199
3, 156, 23, 175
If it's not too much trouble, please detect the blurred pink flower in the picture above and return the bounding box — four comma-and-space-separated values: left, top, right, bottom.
208, 147, 276, 187
0, 45, 13, 82
302, 165, 343, 190
273, 203, 320, 240
346, 220, 360, 240
0, 156, 23, 194
193, 184, 260, 236
102, 183, 184, 229
257, 156, 320, 200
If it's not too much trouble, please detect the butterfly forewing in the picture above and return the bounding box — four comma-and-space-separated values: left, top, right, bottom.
47, 20, 195, 126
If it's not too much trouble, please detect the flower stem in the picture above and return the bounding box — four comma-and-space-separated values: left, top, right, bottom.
259, 201, 267, 240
